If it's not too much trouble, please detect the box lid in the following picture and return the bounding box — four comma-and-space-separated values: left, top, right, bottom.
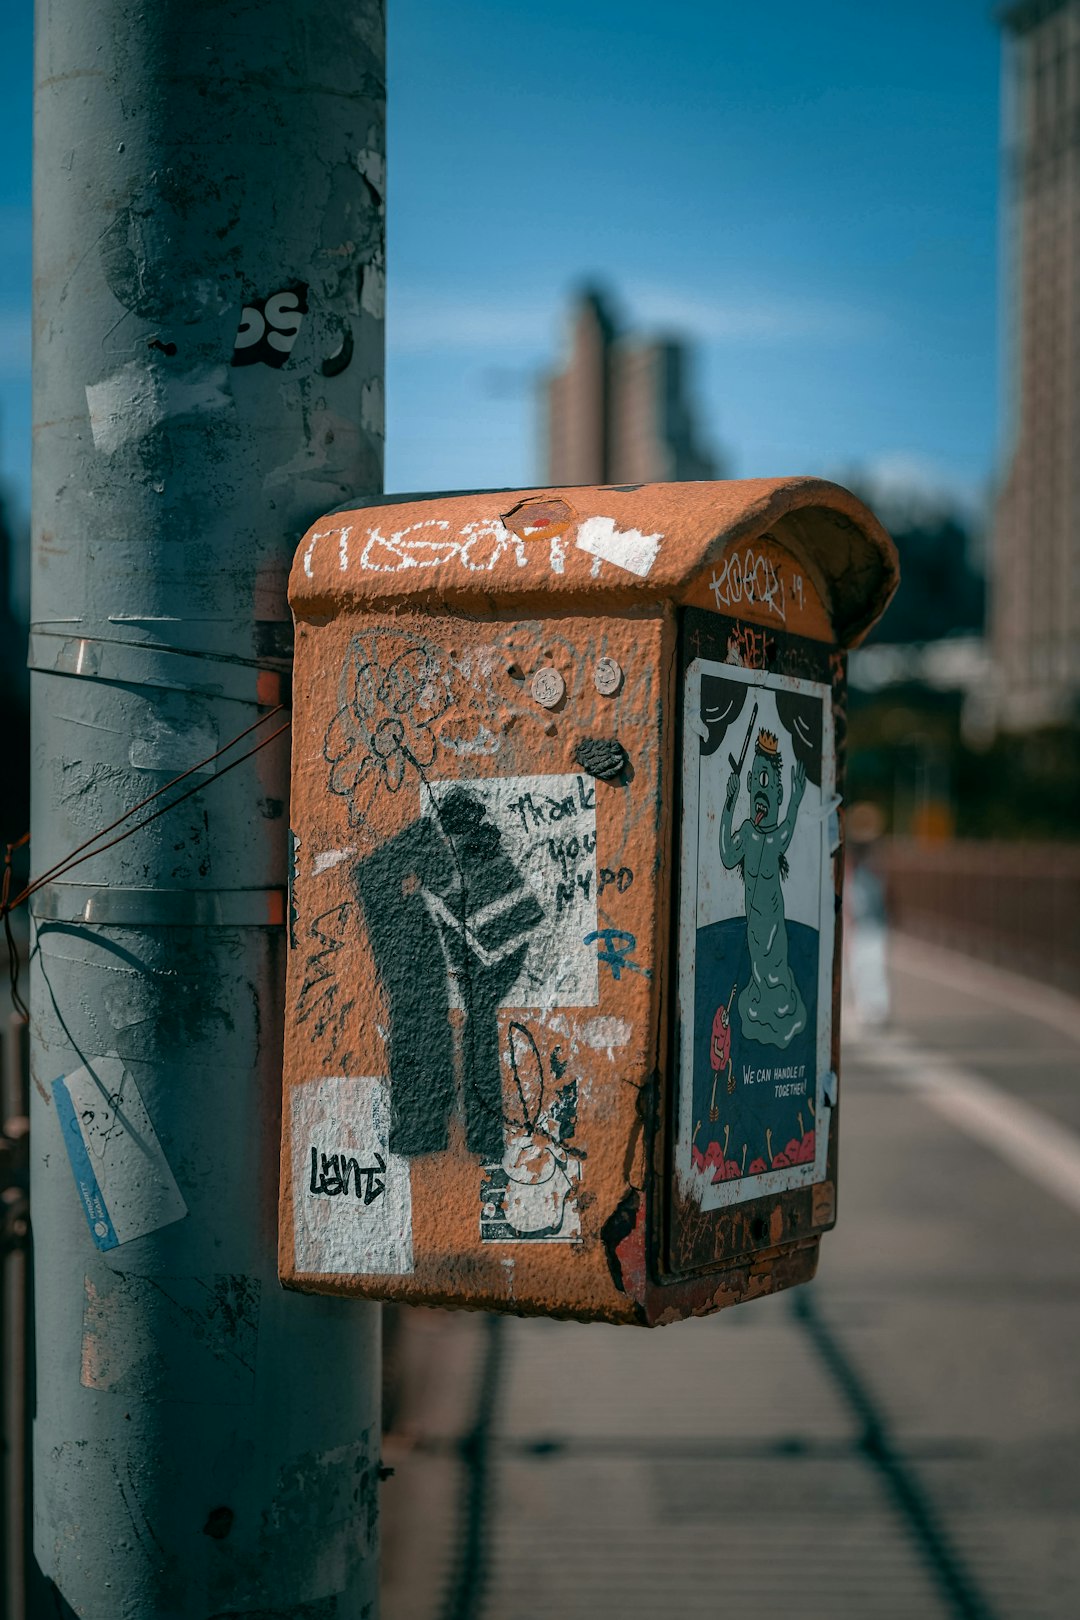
290, 477, 898, 649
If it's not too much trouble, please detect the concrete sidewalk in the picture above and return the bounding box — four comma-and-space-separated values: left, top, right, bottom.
382, 939, 1080, 1619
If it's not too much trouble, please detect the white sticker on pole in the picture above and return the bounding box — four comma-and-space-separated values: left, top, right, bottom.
52, 1058, 187, 1250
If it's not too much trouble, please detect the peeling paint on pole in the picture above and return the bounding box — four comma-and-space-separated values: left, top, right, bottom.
31, 2, 385, 1613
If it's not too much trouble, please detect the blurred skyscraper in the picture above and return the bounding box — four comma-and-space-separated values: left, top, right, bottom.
543, 286, 721, 486
993, 0, 1080, 729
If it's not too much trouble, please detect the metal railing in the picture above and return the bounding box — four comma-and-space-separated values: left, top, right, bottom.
878, 838, 1080, 997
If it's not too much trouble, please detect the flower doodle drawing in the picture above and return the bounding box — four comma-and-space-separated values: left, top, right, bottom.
719, 724, 807, 1048
324, 630, 452, 829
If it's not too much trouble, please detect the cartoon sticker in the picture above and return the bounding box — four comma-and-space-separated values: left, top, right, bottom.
480, 1022, 585, 1243
53, 1058, 187, 1250
676, 660, 835, 1207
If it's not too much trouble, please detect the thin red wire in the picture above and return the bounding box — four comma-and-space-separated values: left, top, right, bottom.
15, 701, 286, 907
32, 721, 290, 894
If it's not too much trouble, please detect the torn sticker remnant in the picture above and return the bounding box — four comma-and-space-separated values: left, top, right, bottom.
232, 283, 309, 369
86, 361, 234, 454
53, 1058, 187, 1250
501, 495, 577, 544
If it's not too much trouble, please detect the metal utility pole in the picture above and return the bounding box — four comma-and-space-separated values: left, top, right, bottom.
30, 3, 385, 1614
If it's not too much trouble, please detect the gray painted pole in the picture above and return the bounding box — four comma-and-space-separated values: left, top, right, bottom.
30, 4, 385, 1615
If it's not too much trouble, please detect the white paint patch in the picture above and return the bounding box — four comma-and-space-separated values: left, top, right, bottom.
361, 263, 386, 320
575, 515, 661, 578
86, 361, 233, 454
129, 715, 218, 775
292, 1076, 413, 1275
483, 1135, 583, 1243
424, 772, 599, 1009
356, 147, 385, 195
361, 376, 384, 437
865, 1034, 1080, 1219
312, 847, 356, 875
577, 1015, 632, 1052
53, 1059, 187, 1250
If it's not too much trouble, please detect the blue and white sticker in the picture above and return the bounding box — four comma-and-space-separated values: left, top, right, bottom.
53, 1058, 187, 1250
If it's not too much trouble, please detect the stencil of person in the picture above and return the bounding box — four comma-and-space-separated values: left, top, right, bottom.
719, 727, 808, 1049
355, 786, 543, 1160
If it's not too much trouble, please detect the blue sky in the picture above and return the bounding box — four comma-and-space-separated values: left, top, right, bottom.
1, 0, 1002, 573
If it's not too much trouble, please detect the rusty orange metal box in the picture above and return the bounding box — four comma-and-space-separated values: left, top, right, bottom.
279, 480, 897, 1324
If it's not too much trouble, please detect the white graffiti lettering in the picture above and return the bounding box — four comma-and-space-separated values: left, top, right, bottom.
357, 517, 528, 574
709, 545, 794, 624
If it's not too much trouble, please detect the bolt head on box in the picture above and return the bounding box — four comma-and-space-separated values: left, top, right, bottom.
530, 666, 565, 709
593, 656, 623, 696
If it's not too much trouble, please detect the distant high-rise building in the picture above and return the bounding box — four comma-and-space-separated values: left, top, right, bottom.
993, 0, 1080, 729
543, 285, 721, 487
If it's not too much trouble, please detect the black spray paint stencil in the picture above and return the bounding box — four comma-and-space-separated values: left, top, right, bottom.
231, 283, 308, 368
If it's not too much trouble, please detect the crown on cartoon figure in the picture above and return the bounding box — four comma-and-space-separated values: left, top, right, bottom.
755, 729, 779, 757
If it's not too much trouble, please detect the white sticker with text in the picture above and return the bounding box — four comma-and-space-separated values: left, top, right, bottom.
53, 1058, 187, 1250
292, 1076, 413, 1276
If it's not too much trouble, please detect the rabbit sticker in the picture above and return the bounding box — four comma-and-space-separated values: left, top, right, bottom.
480, 1022, 585, 1243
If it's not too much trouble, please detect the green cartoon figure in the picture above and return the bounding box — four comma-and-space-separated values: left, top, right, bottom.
720, 727, 807, 1048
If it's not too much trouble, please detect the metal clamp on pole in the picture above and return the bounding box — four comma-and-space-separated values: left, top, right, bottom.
30, 884, 287, 928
